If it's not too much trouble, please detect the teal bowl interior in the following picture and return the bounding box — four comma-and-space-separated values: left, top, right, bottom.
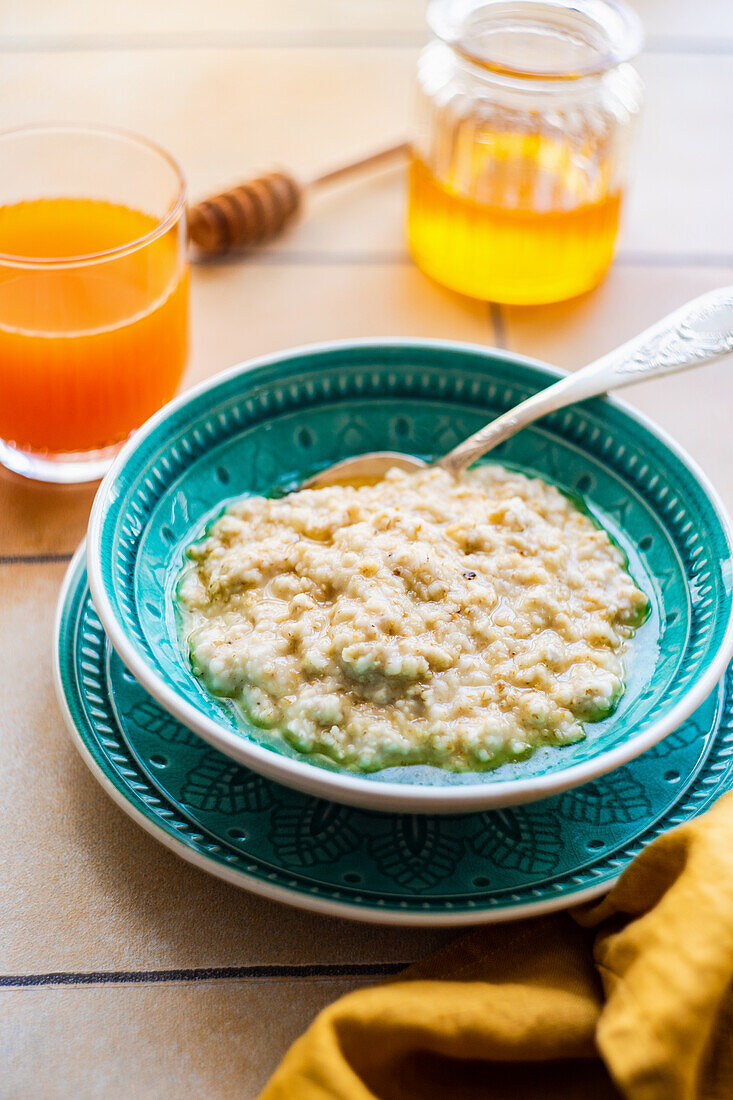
94, 341, 733, 792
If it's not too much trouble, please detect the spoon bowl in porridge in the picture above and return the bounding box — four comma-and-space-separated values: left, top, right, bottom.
177, 465, 649, 773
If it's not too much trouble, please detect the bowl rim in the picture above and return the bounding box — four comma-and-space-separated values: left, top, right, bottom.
86, 337, 733, 813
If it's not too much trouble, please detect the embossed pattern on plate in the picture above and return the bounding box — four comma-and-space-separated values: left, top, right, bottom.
86, 341, 733, 812
57, 551, 733, 925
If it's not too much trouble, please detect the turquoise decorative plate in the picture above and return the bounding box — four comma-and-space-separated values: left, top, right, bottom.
87, 340, 733, 813
57, 548, 733, 925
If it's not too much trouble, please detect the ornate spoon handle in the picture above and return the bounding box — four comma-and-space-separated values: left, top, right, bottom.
439, 286, 733, 476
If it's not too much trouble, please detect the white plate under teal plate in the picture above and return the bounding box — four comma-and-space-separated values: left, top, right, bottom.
86, 339, 733, 813
57, 547, 733, 926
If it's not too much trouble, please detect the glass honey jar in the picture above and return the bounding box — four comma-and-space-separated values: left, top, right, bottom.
408, 0, 644, 305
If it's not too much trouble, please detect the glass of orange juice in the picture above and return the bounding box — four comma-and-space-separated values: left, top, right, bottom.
0, 124, 189, 482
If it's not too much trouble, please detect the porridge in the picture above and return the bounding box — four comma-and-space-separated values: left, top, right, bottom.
177, 466, 649, 772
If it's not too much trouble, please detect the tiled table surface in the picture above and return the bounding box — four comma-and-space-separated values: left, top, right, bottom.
2, 2, 733, 1095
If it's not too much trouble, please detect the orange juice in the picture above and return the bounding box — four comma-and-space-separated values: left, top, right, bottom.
0, 197, 188, 454
408, 151, 621, 305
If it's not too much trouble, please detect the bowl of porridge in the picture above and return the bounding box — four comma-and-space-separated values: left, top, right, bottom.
87, 339, 733, 813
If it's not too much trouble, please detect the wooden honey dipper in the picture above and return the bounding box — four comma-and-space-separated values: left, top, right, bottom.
187, 140, 408, 255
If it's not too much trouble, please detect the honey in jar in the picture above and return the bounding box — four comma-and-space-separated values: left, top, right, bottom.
408, 0, 644, 305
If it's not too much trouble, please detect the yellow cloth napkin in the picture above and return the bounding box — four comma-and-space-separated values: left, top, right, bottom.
260, 791, 733, 1100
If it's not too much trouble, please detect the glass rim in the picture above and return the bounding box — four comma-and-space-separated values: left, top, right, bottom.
427, 0, 644, 80
0, 122, 187, 269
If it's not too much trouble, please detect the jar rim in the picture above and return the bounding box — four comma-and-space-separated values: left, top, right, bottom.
427, 0, 643, 80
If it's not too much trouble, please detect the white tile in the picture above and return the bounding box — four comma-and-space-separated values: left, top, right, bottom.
188, 260, 494, 385
0, 566, 453, 973
1, 978, 370, 1099
626, 55, 733, 258
4, 0, 732, 45
635, 0, 733, 42
3, 0, 428, 43
0, 48, 415, 194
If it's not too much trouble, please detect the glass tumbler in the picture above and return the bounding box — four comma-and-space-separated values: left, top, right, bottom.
408, 0, 644, 305
0, 124, 189, 483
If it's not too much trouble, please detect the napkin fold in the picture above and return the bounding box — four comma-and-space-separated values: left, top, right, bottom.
259, 791, 733, 1100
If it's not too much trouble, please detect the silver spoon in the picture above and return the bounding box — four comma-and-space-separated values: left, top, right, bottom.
304, 286, 733, 489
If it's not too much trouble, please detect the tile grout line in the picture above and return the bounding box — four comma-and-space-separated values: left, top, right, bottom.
616, 250, 733, 270
0, 32, 731, 54
1, 32, 427, 52
488, 302, 508, 350
192, 250, 412, 269
1, 962, 409, 989
0, 553, 73, 566
193, 249, 733, 270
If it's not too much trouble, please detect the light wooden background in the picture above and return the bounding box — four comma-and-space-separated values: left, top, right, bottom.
2, 2, 733, 1095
